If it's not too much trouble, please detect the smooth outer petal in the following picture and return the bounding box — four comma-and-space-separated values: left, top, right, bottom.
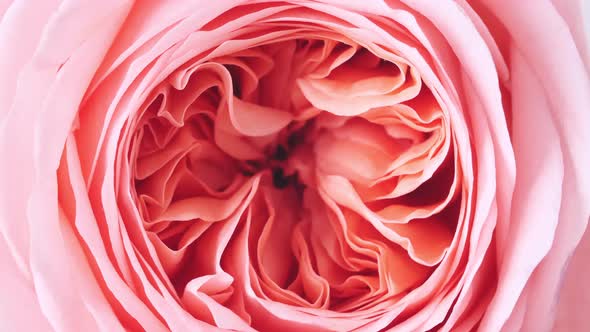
0, 0, 61, 282
489, 48, 564, 332
554, 226, 590, 331
0, 1, 136, 331
477, 1, 590, 331
550, 0, 590, 73
553, 3, 590, 330
0, 236, 51, 331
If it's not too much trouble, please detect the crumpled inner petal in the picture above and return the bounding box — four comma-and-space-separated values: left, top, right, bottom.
127, 32, 458, 329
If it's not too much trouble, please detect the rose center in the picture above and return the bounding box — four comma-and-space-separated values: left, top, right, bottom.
129, 36, 452, 313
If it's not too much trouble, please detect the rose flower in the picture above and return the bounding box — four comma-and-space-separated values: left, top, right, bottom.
0, 1, 589, 331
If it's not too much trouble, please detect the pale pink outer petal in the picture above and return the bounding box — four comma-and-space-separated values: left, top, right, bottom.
492, 48, 564, 332
553, 2, 590, 330
0, 0, 61, 281
0, 0, 11, 20
30, 2, 135, 328
550, 0, 590, 73
476, 1, 590, 331
554, 226, 590, 331
0, 0, 136, 330
0, 235, 51, 331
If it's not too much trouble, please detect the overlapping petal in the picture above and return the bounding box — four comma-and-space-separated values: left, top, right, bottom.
0, 1, 588, 331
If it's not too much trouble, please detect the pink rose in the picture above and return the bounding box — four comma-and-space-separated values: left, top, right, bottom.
1, 1, 589, 331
